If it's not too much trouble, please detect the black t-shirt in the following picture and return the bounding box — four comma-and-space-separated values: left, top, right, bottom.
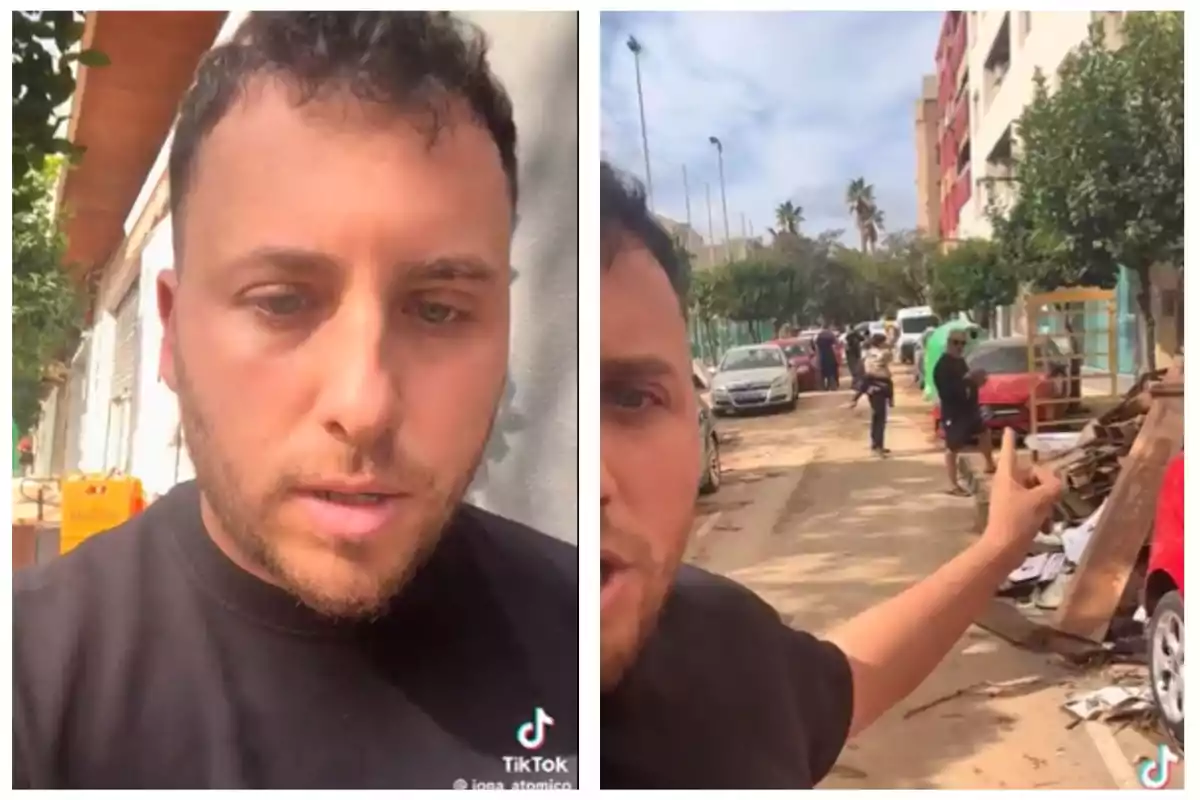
933, 353, 977, 418
601, 565, 854, 789
13, 481, 578, 789
816, 330, 837, 358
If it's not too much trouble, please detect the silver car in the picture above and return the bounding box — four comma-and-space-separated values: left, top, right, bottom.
709, 344, 797, 416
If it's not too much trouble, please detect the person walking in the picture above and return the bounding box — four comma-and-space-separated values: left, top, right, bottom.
933, 330, 996, 496
844, 325, 865, 391
857, 333, 894, 456
816, 327, 840, 391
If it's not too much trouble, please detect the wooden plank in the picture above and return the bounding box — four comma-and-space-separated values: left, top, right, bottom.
975, 598, 1104, 660
1052, 392, 1185, 641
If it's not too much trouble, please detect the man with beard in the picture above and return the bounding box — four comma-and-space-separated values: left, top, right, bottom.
14, 13, 576, 789
599, 163, 1062, 789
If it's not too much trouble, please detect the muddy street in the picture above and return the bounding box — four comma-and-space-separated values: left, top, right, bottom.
688, 375, 1177, 790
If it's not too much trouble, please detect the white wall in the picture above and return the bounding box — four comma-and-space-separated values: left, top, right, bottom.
460, 11, 578, 543
129, 216, 196, 498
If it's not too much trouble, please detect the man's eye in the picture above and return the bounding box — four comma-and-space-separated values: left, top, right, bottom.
411, 301, 464, 325
604, 386, 660, 411
253, 292, 309, 317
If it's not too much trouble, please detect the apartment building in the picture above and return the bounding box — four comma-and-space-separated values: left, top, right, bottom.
913, 74, 940, 237
930, 10, 1122, 240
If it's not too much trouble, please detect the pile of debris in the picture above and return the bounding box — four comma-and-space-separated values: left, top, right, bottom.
1041, 370, 1166, 524
995, 372, 1166, 615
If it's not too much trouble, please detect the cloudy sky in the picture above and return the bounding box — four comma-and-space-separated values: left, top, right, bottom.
600, 11, 943, 246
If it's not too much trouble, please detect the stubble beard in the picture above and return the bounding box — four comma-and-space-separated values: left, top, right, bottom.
173, 354, 494, 621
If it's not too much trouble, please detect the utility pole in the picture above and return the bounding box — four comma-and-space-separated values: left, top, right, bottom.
706, 183, 715, 270
740, 212, 748, 258
682, 164, 692, 229
627, 36, 653, 210
709, 136, 732, 263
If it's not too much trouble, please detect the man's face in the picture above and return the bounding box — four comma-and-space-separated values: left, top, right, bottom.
947, 334, 967, 357
600, 237, 701, 690
159, 80, 513, 619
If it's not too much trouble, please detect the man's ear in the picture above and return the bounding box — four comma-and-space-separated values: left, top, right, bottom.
157, 269, 179, 391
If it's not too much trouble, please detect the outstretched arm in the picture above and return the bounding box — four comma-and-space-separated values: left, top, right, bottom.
826, 430, 1061, 736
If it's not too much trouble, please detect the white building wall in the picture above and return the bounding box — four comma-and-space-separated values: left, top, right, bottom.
960, 10, 1094, 238
130, 217, 196, 498
74, 12, 577, 543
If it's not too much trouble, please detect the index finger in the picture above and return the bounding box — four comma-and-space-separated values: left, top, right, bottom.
997, 427, 1018, 480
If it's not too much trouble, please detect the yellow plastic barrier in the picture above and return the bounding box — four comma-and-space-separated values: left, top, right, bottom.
59, 475, 146, 555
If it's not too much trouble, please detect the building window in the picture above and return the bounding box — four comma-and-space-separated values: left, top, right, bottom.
984, 13, 1012, 111
1020, 11, 1032, 43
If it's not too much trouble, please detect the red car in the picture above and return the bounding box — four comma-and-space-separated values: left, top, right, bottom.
931, 336, 1068, 437
772, 337, 820, 393
1144, 452, 1184, 748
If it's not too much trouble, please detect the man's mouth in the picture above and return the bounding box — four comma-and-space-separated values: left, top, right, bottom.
310, 490, 394, 506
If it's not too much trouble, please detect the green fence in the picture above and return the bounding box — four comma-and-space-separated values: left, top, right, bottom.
688, 316, 776, 366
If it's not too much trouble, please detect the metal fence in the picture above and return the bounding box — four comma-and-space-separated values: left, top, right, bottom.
688, 316, 776, 366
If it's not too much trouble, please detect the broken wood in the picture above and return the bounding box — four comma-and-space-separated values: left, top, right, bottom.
1052, 383, 1184, 641
974, 598, 1105, 659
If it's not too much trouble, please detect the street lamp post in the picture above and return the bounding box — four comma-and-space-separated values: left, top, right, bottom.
627, 36, 653, 210
709, 135, 732, 263
705, 183, 716, 269
682, 164, 692, 229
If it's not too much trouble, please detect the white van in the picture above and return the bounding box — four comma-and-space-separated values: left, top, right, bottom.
895, 305, 940, 364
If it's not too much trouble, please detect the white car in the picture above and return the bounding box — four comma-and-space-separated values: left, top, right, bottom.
709, 344, 797, 416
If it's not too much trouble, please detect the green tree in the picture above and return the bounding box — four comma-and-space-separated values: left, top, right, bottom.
12, 11, 106, 433
714, 258, 804, 335
773, 200, 804, 236
12, 11, 109, 213
1010, 12, 1183, 371
845, 177, 884, 253
928, 237, 1017, 330
12, 156, 83, 432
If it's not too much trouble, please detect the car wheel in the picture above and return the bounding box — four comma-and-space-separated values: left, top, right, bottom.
787, 389, 798, 411
1148, 590, 1185, 749
699, 434, 721, 495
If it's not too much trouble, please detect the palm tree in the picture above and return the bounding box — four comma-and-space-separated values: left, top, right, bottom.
846, 177, 884, 253
774, 200, 804, 235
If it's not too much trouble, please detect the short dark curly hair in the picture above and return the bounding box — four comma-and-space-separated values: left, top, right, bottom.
168, 11, 518, 246
600, 160, 689, 301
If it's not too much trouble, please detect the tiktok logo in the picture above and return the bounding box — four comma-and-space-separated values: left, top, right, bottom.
515, 706, 555, 751
1136, 743, 1180, 789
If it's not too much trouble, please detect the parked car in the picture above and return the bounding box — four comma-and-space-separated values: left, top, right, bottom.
895, 305, 940, 364
1144, 452, 1184, 748
772, 336, 820, 393
697, 391, 722, 495
709, 343, 797, 416
931, 336, 1069, 437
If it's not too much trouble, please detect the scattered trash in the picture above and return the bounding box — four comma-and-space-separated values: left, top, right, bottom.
1025, 432, 1084, 457
1034, 570, 1071, 610
1062, 684, 1154, 727
1061, 500, 1106, 565
1007, 552, 1067, 585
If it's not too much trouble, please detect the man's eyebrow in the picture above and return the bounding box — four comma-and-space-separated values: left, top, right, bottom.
406, 257, 500, 283
221, 249, 500, 283
601, 356, 679, 382
228, 246, 341, 276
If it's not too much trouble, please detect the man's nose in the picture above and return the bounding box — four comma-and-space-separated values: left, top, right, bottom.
600, 447, 616, 508
317, 310, 396, 450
